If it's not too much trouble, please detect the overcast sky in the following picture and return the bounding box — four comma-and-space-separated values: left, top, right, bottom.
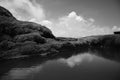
0, 0, 120, 37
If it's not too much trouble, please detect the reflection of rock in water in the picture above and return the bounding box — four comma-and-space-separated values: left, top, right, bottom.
0, 47, 120, 79
0, 49, 87, 79
1, 51, 120, 80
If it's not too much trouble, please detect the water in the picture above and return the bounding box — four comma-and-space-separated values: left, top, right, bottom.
0, 50, 120, 80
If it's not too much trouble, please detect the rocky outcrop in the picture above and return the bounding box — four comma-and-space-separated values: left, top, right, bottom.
0, 6, 55, 40
0, 6, 14, 18
0, 6, 120, 60
0, 6, 55, 59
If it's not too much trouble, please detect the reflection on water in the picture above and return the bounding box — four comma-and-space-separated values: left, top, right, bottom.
0, 49, 120, 80
59, 53, 93, 67
1, 66, 43, 80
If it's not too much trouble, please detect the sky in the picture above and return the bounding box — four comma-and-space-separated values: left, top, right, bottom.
0, 0, 120, 37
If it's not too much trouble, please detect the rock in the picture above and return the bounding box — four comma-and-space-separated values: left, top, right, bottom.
0, 6, 14, 18
0, 6, 55, 40
0, 6, 120, 60
14, 32, 46, 44
0, 6, 55, 59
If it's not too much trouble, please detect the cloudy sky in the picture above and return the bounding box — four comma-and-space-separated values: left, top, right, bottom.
0, 0, 120, 37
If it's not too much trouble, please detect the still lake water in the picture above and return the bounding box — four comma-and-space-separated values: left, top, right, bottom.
0, 51, 120, 80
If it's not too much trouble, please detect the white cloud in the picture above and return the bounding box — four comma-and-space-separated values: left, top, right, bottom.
40, 20, 53, 29
112, 26, 120, 31
0, 0, 119, 37
0, 0, 45, 21
68, 11, 77, 18
68, 11, 85, 22
41, 11, 115, 37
